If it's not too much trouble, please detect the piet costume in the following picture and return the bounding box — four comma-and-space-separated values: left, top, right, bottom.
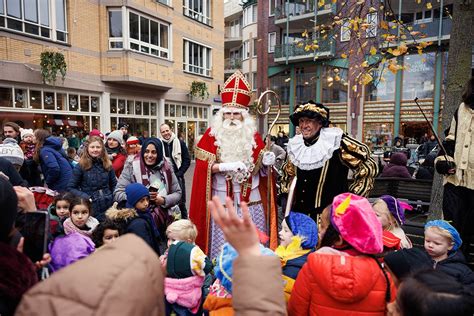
280, 101, 378, 219
189, 71, 278, 258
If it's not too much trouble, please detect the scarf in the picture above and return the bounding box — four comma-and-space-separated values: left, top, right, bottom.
275, 236, 311, 266
63, 217, 99, 237
161, 133, 182, 169
105, 144, 123, 156
138, 208, 161, 239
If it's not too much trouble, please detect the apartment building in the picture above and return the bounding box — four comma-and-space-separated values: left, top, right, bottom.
0, 0, 224, 151
257, 0, 467, 148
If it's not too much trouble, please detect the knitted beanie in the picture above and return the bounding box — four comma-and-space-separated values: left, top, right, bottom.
425, 220, 462, 252
0, 177, 18, 242
384, 248, 432, 280
89, 129, 104, 139
166, 241, 196, 278
20, 128, 34, 140
107, 130, 124, 146
126, 136, 140, 145
284, 212, 318, 249
125, 183, 150, 208
0, 138, 25, 166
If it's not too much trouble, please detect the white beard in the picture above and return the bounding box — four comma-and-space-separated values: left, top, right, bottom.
211, 110, 256, 165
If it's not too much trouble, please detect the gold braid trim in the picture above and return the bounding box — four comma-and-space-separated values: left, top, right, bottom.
339, 135, 378, 197
195, 147, 217, 163
294, 103, 328, 120
252, 149, 265, 175
278, 158, 296, 194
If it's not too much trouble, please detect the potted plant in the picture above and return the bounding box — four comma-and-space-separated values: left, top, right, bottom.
40, 49, 67, 85
189, 81, 209, 100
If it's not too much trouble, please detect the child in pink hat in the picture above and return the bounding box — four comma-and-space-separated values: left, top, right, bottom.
288, 193, 396, 316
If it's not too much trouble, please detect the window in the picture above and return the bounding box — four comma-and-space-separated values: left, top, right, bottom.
402, 53, 435, 100
269, 0, 276, 16
183, 39, 212, 77
340, 19, 350, 42
268, 32, 276, 53
414, 9, 433, 24
183, 0, 211, 26
252, 38, 257, 57
366, 12, 377, 38
242, 40, 250, 59
108, 9, 170, 60
0, 0, 67, 42
243, 4, 257, 26
252, 72, 257, 91
157, 0, 171, 5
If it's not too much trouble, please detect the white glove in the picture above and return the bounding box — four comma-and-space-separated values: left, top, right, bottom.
218, 162, 248, 173
262, 151, 276, 166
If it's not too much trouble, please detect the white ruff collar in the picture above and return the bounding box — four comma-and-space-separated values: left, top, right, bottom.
287, 127, 343, 170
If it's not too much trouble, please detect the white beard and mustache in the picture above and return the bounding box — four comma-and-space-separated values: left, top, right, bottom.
211, 110, 256, 165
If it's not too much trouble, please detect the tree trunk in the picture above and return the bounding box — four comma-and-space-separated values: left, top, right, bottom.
428, 0, 474, 220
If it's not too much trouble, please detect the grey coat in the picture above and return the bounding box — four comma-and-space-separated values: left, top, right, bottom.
113, 156, 182, 209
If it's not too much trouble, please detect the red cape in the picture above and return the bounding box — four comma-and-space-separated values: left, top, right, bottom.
189, 128, 278, 254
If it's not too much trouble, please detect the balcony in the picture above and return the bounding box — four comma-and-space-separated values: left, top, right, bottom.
225, 26, 242, 49
274, 0, 335, 29
224, 58, 242, 73
379, 17, 452, 47
274, 38, 335, 63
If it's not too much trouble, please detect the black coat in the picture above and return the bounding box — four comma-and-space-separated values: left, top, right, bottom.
0, 157, 27, 186
162, 138, 191, 178
435, 251, 474, 290
126, 216, 161, 255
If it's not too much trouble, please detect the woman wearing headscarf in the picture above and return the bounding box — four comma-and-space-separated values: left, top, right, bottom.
114, 138, 182, 232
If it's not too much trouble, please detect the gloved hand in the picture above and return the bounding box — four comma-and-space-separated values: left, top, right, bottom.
218, 162, 248, 173
435, 157, 456, 175
262, 151, 276, 166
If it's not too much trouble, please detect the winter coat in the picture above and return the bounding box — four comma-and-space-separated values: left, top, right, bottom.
67, 160, 117, 220
114, 155, 182, 209
381, 152, 412, 178
38, 136, 73, 191
0, 157, 28, 186
288, 248, 396, 316
111, 152, 127, 178
434, 251, 474, 290
0, 242, 38, 316
106, 206, 161, 255
16, 235, 165, 316
49, 232, 95, 271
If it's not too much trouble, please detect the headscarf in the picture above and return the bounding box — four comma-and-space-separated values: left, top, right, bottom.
140, 138, 164, 169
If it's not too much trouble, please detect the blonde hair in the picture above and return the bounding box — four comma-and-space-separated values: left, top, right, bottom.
425, 226, 454, 245
372, 199, 400, 229
166, 219, 198, 242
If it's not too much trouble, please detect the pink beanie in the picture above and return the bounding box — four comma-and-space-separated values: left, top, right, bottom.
330, 193, 383, 254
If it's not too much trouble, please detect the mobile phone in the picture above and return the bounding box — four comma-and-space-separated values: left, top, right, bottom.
19, 211, 50, 263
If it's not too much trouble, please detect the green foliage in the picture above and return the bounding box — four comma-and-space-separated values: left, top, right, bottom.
189, 81, 209, 100
40, 51, 67, 85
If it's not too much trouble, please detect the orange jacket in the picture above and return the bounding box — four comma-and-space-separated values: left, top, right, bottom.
288, 248, 396, 316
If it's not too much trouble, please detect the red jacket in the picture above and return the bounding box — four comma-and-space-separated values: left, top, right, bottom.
111, 152, 127, 178
288, 248, 396, 316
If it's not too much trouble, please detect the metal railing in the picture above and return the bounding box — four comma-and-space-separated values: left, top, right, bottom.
274, 0, 334, 20
274, 38, 335, 60
224, 58, 242, 70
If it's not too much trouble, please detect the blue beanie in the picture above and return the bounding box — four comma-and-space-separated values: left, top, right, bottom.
285, 212, 318, 249
425, 220, 462, 252
125, 183, 150, 208
215, 243, 275, 294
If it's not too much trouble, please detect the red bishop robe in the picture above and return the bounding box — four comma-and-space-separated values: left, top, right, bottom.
189, 128, 278, 254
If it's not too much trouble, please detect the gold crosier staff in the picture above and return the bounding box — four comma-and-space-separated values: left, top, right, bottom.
256, 90, 282, 240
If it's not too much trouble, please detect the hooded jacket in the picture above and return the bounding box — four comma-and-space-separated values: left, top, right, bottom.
16, 235, 165, 316
434, 251, 474, 290
381, 152, 411, 179
288, 249, 396, 316
38, 136, 73, 191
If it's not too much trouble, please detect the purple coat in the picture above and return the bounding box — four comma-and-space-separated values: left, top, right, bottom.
381, 152, 412, 179
49, 233, 95, 271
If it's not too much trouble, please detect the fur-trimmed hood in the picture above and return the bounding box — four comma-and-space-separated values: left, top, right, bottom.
105, 203, 138, 222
